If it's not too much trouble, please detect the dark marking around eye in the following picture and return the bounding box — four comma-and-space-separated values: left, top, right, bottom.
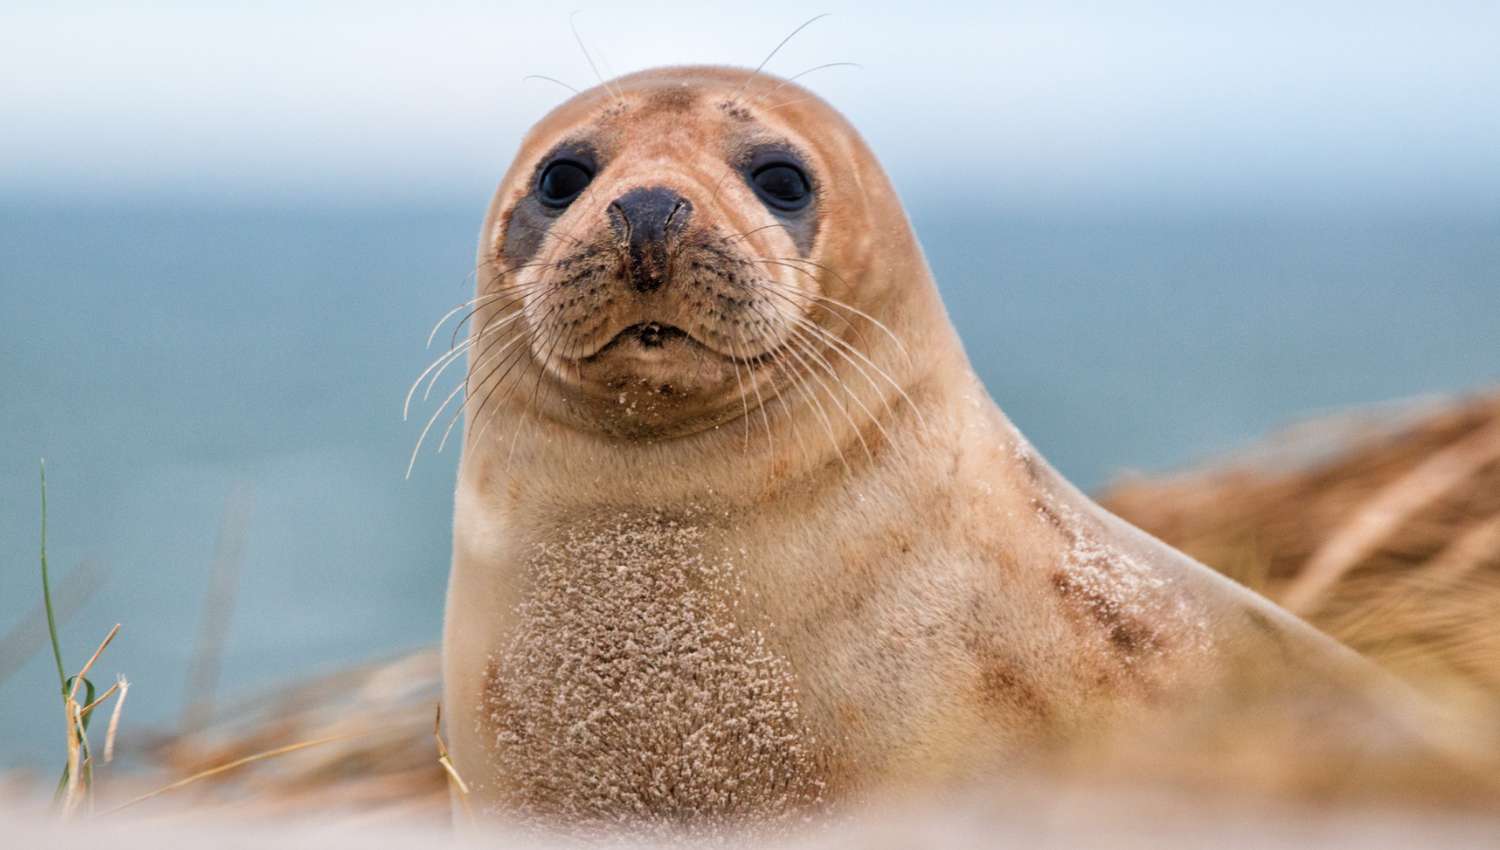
738, 144, 820, 255
501, 140, 601, 267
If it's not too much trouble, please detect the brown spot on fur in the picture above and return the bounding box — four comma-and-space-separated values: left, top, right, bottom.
1051, 569, 1162, 657
1034, 499, 1064, 531
976, 656, 1052, 722
1017, 447, 1040, 483
718, 99, 753, 121
645, 86, 699, 115
1031, 498, 1081, 550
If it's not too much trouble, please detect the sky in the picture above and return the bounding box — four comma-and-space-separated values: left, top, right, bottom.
3, 1, 1499, 213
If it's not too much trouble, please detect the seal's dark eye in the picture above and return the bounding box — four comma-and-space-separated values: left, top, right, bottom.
751, 163, 811, 212
538, 160, 593, 208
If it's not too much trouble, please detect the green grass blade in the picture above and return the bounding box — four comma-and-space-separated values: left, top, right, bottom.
40, 459, 67, 697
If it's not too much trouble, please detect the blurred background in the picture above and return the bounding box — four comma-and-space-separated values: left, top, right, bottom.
2, 2, 1497, 769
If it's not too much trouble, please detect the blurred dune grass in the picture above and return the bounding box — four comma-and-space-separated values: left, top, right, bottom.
6, 389, 1500, 825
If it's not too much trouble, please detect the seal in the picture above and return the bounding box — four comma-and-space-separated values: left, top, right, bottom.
438, 66, 1447, 835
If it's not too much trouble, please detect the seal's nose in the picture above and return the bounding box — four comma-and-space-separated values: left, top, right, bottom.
610, 187, 691, 293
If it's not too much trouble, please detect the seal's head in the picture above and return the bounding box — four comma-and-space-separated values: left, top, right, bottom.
470, 66, 930, 442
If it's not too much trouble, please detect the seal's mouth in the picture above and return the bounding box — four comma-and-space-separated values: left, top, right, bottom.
620, 322, 687, 348
583, 321, 698, 362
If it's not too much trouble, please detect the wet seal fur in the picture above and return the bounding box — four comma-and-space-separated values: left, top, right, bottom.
441, 67, 1450, 837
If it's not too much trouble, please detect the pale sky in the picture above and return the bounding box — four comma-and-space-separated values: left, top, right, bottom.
4, 1, 1498, 211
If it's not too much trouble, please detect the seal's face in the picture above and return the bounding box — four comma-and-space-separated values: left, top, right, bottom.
471, 67, 878, 440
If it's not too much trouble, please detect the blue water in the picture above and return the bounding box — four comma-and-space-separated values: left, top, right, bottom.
1, 202, 1497, 768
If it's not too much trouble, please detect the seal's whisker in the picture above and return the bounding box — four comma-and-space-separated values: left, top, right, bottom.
526, 314, 588, 459
777, 339, 833, 471
463, 279, 578, 452
447, 326, 540, 455
724, 329, 756, 453
754, 62, 862, 102
761, 95, 822, 113
748, 273, 868, 352
462, 294, 567, 451
750, 273, 868, 349
414, 260, 540, 363
749, 300, 869, 467
755, 260, 914, 364
747, 274, 929, 442
406, 367, 474, 478
753, 277, 884, 382
504, 406, 533, 474
706, 164, 746, 217
569, 11, 622, 103
730, 14, 832, 105
522, 74, 581, 95
677, 280, 725, 388
782, 326, 873, 466
790, 316, 912, 446
425, 292, 507, 350
423, 257, 559, 351
406, 336, 477, 421
415, 295, 538, 400
407, 301, 536, 421
412, 285, 563, 470
770, 291, 927, 433
513, 309, 573, 452
725, 222, 794, 243
432, 325, 533, 456
751, 307, 845, 473
752, 326, 813, 466
784, 321, 893, 463
501, 287, 577, 475
450, 277, 555, 350
730, 325, 778, 458
425, 307, 533, 404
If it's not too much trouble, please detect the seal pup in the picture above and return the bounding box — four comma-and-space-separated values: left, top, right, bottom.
437, 66, 1449, 834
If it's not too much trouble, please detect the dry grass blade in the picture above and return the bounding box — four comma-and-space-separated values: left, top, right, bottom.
1103, 389, 1500, 713
63, 701, 82, 813
105, 676, 130, 763
433, 703, 473, 825
108, 733, 360, 814
80, 680, 122, 716
59, 623, 122, 816
67, 624, 120, 703
1281, 418, 1500, 614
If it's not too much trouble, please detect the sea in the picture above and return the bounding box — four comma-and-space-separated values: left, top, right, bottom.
1, 201, 1497, 768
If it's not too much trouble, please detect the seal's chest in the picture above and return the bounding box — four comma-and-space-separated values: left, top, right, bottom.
479, 512, 825, 825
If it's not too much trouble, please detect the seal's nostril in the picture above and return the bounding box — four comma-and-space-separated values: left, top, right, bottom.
612, 187, 692, 293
